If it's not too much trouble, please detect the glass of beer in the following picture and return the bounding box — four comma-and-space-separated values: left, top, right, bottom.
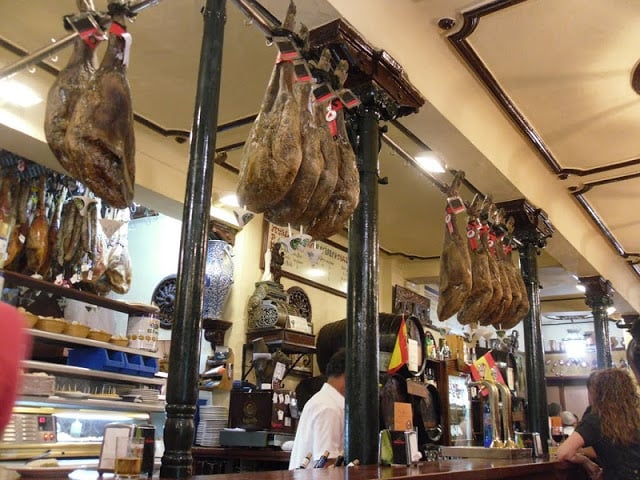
115, 436, 143, 479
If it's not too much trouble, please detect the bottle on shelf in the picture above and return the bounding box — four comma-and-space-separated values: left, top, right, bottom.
483, 400, 492, 448
297, 452, 312, 469
314, 450, 330, 468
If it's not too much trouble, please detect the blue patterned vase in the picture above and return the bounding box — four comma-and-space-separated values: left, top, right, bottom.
202, 240, 234, 321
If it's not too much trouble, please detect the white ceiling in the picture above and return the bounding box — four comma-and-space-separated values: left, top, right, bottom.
1, 0, 638, 323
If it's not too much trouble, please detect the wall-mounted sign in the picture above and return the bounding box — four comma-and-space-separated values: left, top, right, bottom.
261, 221, 348, 298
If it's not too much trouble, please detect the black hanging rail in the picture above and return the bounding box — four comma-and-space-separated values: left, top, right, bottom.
0, 0, 162, 81
229, 0, 288, 39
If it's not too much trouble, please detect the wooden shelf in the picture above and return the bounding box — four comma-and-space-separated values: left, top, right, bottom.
29, 329, 163, 359
246, 328, 316, 354
2, 270, 157, 315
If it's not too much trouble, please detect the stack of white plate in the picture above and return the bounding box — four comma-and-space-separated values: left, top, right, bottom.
195, 405, 228, 447
128, 388, 160, 403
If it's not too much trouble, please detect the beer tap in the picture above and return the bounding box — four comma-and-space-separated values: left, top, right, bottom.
469, 380, 503, 448
494, 383, 517, 448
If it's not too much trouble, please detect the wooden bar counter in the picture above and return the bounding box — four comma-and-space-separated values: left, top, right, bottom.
20, 457, 587, 480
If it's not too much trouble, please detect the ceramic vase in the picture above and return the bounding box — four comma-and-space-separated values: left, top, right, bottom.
202, 240, 234, 321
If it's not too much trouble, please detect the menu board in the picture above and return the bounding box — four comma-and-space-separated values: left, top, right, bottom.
262, 221, 348, 297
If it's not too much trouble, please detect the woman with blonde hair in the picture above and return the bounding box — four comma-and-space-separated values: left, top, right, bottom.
558, 368, 640, 479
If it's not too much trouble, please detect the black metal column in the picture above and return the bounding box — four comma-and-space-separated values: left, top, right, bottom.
498, 199, 553, 454
160, 1, 226, 478
518, 238, 549, 451
346, 104, 380, 466
580, 276, 613, 369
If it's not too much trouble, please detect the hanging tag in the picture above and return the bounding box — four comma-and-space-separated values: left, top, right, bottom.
293, 62, 312, 82
326, 103, 338, 136
337, 89, 361, 109
65, 13, 105, 49
466, 223, 478, 251
445, 212, 454, 235
313, 84, 335, 103
447, 196, 465, 215
109, 23, 132, 66
274, 37, 301, 62
272, 392, 278, 403
488, 232, 497, 251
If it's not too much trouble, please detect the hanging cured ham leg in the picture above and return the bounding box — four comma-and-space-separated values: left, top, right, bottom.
457, 198, 493, 326
65, 10, 135, 209
295, 50, 339, 228
237, 2, 302, 213
307, 60, 360, 240
437, 172, 472, 321
265, 26, 322, 226
25, 177, 50, 275
44, 0, 98, 173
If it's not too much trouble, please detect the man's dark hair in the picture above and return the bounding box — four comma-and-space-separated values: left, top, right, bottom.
325, 348, 346, 378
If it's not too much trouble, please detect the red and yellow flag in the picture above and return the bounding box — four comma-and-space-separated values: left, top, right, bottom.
387, 315, 409, 374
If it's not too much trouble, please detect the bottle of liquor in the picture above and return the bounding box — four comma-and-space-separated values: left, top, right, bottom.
313, 450, 330, 468
347, 459, 360, 467
483, 401, 492, 448
333, 452, 345, 467
297, 452, 312, 469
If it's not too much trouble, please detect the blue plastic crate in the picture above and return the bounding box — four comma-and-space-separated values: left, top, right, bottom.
67, 348, 125, 372
122, 354, 158, 377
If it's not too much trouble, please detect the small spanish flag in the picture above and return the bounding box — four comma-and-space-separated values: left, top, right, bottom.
387, 315, 409, 374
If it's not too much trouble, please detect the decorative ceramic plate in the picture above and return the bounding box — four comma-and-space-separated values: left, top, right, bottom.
286, 286, 312, 322
151, 274, 177, 329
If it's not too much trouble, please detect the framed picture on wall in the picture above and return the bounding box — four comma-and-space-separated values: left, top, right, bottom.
261, 220, 348, 298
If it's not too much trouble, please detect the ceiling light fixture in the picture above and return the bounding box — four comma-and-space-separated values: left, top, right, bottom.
576, 284, 586, 293
219, 193, 240, 208
414, 151, 445, 173
0, 79, 43, 107
606, 306, 616, 315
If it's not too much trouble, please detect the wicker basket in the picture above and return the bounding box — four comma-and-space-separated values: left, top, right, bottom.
35, 317, 68, 334
18, 308, 38, 329
88, 330, 112, 342
109, 337, 129, 347
64, 323, 91, 338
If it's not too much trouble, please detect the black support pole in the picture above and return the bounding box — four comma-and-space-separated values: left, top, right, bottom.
580, 276, 613, 369
498, 199, 553, 455
346, 104, 380, 466
160, 1, 226, 478
518, 238, 549, 452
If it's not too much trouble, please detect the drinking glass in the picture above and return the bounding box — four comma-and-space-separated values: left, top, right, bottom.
114, 436, 143, 479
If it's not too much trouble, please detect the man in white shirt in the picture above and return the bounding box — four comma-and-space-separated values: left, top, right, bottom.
288, 349, 346, 469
